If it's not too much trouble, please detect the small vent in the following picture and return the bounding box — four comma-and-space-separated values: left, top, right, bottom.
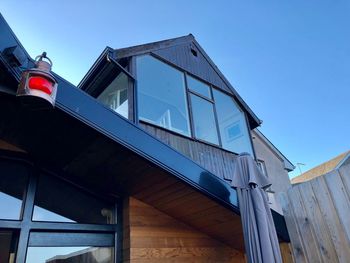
190, 47, 198, 57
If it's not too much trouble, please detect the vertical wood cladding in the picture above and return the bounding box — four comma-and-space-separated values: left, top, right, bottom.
123, 197, 245, 263
140, 122, 237, 182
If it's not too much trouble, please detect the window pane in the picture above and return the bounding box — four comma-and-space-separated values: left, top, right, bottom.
26, 247, 114, 263
0, 160, 28, 220
213, 89, 253, 155
33, 174, 115, 224
137, 55, 191, 136
190, 94, 219, 145
187, 75, 211, 99
26, 232, 114, 263
97, 71, 129, 118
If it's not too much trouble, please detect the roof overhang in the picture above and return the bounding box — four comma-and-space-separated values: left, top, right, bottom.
0, 13, 290, 244
253, 129, 295, 172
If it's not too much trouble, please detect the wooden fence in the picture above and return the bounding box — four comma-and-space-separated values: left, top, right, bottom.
281, 163, 350, 263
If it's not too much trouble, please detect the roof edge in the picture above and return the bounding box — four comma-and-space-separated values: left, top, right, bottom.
190, 38, 262, 129
253, 129, 295, 171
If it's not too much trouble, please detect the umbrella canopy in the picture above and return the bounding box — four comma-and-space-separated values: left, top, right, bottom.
231, 153, 282, 263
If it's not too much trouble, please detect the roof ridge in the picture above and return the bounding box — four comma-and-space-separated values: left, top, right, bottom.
114, 34, 194, 53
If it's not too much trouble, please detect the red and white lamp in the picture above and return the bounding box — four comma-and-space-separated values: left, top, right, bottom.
17, 52, 57, 109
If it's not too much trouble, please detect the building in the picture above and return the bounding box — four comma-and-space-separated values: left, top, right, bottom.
0, 14, 291, 262
252, 129, 295, 214
291, 150, 350, 184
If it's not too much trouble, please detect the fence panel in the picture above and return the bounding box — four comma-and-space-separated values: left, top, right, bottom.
282, 164, 350, 263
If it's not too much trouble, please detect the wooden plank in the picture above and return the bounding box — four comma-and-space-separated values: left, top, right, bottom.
311, 176, 350, 262
288, 187, 321, 262
130, 247, 243, 261
280, 192, 307, 263
323, 170, 350, 244
129, 236, 224, 249
133, 177, 179, 201
280, 242, 294, 263
298, 180, 338, 262
338, 164, 350, 201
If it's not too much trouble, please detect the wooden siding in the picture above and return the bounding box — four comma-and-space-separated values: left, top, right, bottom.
132, 173, 245, 251
281, 164, 350, 262
123, 197, 245, 263
140, 122, 237, 182
280, 243, 295, 263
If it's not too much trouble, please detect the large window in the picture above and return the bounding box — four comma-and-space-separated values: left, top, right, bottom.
0, 160, 28, 220
137, 55, 191, 136
136, 54, 254, 155
213, 89, 254, 155
33, 174, 115, 224
0, 157, 118, 263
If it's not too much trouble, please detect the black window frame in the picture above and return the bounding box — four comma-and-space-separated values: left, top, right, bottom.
185, 73, 222, 147
135, 53, 254, 156
0, 153, 121, 263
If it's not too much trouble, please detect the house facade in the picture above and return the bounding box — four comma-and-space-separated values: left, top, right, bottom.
0, 13, 291, 263
252, 129, 295, 214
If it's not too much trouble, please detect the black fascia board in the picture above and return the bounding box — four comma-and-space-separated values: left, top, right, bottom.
0, 14, 290, 241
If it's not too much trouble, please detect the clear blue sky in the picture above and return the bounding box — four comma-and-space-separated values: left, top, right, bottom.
1, 1, 349, 178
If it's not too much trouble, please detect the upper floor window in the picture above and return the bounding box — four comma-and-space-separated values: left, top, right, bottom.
137, 55, 191, 136
136, 54, 253, 155
97, 71, 130, 119
213, 89, 254, 155
190, 94, 219, 145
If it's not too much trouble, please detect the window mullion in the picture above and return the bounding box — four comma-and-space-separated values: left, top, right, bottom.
184, 73, 194, 138
210, 86, 223, 147
16, 170, 38, 263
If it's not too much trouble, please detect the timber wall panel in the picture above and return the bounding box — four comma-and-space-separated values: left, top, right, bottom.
281, 164, 350, 263
140, 122, 237, 181
123, 197, 245, 263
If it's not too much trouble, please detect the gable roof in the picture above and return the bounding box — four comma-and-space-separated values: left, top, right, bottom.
79, 34, 261, 129
291, 150, 350, 184
252, 129, 295, 172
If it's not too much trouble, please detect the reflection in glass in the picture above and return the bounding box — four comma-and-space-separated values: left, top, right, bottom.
213, 89, 253, 155
26, 247, 113, 263
137, 55, 191, 136
187, 75, 211, 99
190, 94, 219, 145
97, 72, 129, 118
33, 174, 115, 224
0, 230, 19, 263
0, 160, 28, 220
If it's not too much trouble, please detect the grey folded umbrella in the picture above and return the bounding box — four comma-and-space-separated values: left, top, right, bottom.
231, 153, 282, 263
